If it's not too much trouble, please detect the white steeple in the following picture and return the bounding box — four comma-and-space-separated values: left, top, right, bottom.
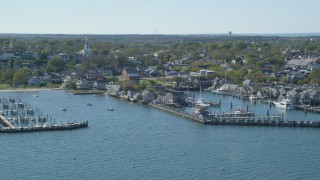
9, 39, 13, 51
82, 38, 92, 56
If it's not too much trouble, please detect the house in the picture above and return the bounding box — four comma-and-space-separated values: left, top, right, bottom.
94, 79, 106, 90
86, 70, 103, 81
166, 70, 179, 78
309, 90, 320, 105
21, 63, 31, 68
243, 80, 255, 87
141, 90, 155, 103
106, 85, 121, 96
128, 56, 142, 65
260, 69, 275, 77
28, 77, 41, 86
21, 51, 33, 60
98, 68, 113, 76
279, 87, 291, 96
59, 53, 70, 61
199, 70, 215, 76
122, 67, 140, 82
286, 58, 319, 70
50, 73, 62, 84
76, 79, 92, 90
161, 90, 186, 105
192, 77, 212, 89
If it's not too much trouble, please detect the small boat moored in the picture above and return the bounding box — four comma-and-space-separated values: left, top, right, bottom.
273, 98, 294, 110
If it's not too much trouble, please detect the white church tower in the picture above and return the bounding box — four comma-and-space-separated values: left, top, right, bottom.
82, 38, 92, 56
9, 39, 13, 51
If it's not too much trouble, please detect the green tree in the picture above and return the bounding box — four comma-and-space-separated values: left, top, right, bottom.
309, 68, 320, 84
0, 69, 15, 84
122, 80, 132, 91
65, 80, 76, 89
46, 58, 66, 72
13, 68, 33, 84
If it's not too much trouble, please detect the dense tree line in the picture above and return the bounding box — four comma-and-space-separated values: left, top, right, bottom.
0, 34, 320, 86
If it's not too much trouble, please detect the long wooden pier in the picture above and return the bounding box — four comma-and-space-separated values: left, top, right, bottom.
149, 103, 320, 128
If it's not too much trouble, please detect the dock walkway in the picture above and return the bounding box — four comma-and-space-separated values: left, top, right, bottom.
149, 103, 320, 128
0, 114, 15, 129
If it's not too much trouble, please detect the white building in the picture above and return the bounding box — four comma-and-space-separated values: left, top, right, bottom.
79, 38, 92, 56
59, 53, 70, 61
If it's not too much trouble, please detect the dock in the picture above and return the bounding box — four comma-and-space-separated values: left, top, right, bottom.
0, 114, 15, 129
0, 97, 89, 133
149, 103, 320, 128
0, 121, 88, 133
294, 105, 320, 113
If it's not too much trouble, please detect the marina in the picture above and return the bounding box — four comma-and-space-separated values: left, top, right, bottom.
0, 90, 320, 180
0, 96, 88, 133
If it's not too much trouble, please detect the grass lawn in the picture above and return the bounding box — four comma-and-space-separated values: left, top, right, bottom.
0, 84, 11, 89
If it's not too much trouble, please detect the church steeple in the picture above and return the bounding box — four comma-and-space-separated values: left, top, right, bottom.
84, 38, 89, 50
83, 38, 92, 56
9, 39, 13, 51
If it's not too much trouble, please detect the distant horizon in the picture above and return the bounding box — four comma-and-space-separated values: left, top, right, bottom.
1, 0, 319, 35
1, 32, 320, 37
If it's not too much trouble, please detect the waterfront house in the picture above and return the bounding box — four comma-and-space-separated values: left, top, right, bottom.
279, 87, 291, 96
122, 67, 140, 83
161, 90, 186, 105
106, 85, 121, 96
141, 90, 155, 103
28, 77, 41, 86
93, 79, 106, 90
243, 80, 255, 87
309, 90, 320, 105
76, 79, 92, 90
86, 70, 103, 81
192, 77, 212, 89
287, 90, 301, 104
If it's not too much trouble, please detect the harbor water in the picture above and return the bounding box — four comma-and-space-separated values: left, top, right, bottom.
1, 90, 320, 179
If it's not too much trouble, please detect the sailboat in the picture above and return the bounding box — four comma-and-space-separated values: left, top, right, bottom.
195, 85, 210, 108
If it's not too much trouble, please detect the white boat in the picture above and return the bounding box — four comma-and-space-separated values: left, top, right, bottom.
273, 99, 294, 110
249, 95, 258, 100
107, 107, 114, 111
212, 86, 228, 94
195, 98, 210, 108
234, 108, 255, 117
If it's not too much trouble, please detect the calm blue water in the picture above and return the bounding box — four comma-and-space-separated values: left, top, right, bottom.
0, 90, 320, 180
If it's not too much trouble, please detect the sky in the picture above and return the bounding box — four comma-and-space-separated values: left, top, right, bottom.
1, 0, 319, 35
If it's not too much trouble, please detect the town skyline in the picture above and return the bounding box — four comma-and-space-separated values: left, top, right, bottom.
1, 0, 320, 35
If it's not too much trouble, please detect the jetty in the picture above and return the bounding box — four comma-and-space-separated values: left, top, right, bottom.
0, 97, 88, 133
149, 103, 320, 128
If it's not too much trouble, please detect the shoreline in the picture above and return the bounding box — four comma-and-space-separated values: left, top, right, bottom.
0, 88, 60, 92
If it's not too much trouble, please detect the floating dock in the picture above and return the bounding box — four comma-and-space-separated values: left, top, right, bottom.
149, 103, 320, 128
